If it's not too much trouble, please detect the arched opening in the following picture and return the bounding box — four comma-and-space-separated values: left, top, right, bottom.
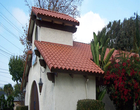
30, 81, 39, 110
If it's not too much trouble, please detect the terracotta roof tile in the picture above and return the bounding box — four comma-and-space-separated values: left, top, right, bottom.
103, 48, 138, 62
35, 41, 104, 74
32, 7, 79, 25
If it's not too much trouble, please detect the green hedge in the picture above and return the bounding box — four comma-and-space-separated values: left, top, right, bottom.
16, 106, 28, 110
77, 99, 105, 110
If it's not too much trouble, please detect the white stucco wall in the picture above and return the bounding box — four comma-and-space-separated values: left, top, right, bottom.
25, 23, 56, 110
25, 23, 37, 106
39, 27, 73, 46
55, 73, 96, 110
24, 56, 55, 110
25, 58, 96, 110
39, 65, 55, 110
31, 23, 36, 51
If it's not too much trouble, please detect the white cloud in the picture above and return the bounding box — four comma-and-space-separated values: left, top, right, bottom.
74, 11, 107, 43
12, 8, 29, 26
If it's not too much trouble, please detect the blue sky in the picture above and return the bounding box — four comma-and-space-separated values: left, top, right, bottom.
81, 0, 139, 21
0, 0, 139, 88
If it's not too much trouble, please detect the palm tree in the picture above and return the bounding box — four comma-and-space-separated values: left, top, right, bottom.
91, 32, 115, 100
91, 32, 115, 70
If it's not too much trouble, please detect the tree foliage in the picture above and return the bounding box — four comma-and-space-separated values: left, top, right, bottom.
135, 13, 140, 48
0, 87, 3, 91
20, 24, 31, 61
0, 94, 14, 110
13, 83, 23, 101
97, 14, 140, 52
90, 32, 115, 100
3, 83, 23, 102
91, 32, 114, 70
14, 83, 21, 97
25, 0, 83, 18
8, 56, 25, 84
4, 84, 13, 96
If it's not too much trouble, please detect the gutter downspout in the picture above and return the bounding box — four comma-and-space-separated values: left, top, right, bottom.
85, 79, 89, 99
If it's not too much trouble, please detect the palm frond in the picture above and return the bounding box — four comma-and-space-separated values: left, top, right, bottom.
104, 48, 115, 64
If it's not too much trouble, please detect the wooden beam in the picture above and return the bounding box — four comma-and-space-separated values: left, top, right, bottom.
37, 14, 79, 26
47, 72, 55, 83
35, 49, 40, 57
69, 74, 74, 78
31, 14, 36, 21
27, 19, 35, 42
83, 75, 88, 79
51, 68, 104, 77
36, 20, 77, 33
39, 59, 46, 69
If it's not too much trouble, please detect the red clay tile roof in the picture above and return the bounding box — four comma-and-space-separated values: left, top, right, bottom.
32, 7, 79, 25
104, 48, 138, 62
35, 41, 104, 74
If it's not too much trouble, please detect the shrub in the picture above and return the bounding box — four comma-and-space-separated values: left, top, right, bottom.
104, 52, 140, 109
0, 95, 14, 110
16, 106, 28, 110
77, 99, 105, 110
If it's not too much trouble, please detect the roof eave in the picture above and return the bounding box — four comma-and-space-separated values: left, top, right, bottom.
37, 14, 79, 26
51, 67, 104, 77
27, 12, 36, 43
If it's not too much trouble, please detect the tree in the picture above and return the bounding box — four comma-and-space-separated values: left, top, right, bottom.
20, 24, 31, 61
0, 87, 3, 91
8, 56, 25, 84
25, 0, 83, 18
133, 13, 140, 56
135, 13, 140, 48
13, 83, 24, 101
91, 32, 115, 70
104, 52, 140, 109
97, 14, 140, 51
14, 84, 21, 97
90, 32, 115, 100
0, 94, 14, 110
4, 84, 13, 96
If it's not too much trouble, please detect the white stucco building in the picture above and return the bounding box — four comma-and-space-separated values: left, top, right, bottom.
21, 7, 104, 110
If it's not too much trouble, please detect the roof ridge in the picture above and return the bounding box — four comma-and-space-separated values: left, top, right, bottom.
35, 40, 90, 47
32, 6, 73, 18
35, 40, 72, 47
32, 6, 79, 24
73, 41, 90, 45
